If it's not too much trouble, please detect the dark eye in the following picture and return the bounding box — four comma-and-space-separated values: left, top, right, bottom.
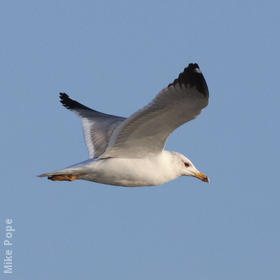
184, 162, 190, 167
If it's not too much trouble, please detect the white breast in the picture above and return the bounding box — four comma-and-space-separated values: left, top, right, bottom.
81, 151, 181, 187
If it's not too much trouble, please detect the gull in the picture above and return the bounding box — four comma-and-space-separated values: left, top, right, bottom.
39, 63, 210, 186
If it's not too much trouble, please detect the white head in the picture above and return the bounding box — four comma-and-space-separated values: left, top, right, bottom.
172, 152, 209, 183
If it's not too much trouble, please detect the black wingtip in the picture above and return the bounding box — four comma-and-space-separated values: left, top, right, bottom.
59, 92, 73, 109
169, 63, 209, 97
59, 92, 92, 111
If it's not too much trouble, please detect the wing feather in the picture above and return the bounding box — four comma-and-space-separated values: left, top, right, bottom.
100, 63, 209, 158
59, 93, 125, 158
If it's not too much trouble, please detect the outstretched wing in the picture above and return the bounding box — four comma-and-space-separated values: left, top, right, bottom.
59, 93, 125, 158
100, 63, 209, 158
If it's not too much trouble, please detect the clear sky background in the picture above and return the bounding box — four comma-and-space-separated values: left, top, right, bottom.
1, 1, 280, 279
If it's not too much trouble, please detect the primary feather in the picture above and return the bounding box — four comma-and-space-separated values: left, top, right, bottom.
59, 93, 125, 158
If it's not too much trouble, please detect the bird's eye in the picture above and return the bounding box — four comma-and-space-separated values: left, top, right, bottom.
184, 162, 190, 167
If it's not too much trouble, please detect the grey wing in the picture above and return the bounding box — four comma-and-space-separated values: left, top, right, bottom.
59, 93, 125, 158
100, 63, 209, 158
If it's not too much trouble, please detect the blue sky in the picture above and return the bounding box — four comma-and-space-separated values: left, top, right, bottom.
1, 0, 280, 279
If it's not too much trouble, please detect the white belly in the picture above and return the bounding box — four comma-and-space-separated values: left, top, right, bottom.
79, 154, 179, 187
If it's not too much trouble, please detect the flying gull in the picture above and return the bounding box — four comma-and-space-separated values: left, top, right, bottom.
39, 63, 210, 186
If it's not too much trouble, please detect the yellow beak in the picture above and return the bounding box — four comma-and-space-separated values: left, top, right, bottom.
194, 171, 210, 183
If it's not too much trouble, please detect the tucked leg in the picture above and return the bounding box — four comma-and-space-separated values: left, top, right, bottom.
48, 174, 80, 181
